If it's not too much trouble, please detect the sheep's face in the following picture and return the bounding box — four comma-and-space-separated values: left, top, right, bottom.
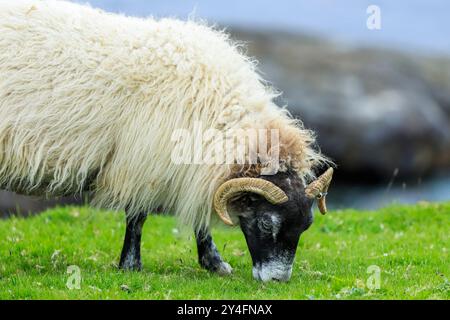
228, 171, 314, 282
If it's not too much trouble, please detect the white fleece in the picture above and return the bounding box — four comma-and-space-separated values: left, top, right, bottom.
0, 0, 326, 231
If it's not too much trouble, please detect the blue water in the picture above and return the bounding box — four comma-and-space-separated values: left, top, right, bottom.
75, 0, 450, 56
330, 175, 450, 210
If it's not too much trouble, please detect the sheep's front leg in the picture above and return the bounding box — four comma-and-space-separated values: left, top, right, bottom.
196, 229, 232, 275
119, 212, 147, 271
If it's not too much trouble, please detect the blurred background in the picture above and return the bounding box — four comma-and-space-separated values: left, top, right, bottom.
1, 0, 449, 216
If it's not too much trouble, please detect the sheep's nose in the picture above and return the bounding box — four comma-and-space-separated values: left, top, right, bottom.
252, 264, 293, 282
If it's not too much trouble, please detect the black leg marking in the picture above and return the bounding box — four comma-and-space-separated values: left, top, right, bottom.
196, 229, 232, 275
119, 212, 147, 271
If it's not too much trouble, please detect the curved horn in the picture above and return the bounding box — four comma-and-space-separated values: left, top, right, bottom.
213, 178, 288, 226
305, 168, 334, 215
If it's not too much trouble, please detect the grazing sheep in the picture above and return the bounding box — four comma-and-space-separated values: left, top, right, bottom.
0, 0, 333, 281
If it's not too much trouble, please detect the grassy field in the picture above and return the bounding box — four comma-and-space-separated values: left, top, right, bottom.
0, 202, 448, 300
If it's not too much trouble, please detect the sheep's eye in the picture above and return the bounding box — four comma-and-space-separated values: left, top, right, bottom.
258, 215, 274, 233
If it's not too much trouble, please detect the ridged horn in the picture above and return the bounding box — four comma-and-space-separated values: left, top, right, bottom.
305, 168, 334, 215
213, 178, 288, 226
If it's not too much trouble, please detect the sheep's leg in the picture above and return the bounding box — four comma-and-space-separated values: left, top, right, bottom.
196, 229, 232, 275
119, 212, 147, 271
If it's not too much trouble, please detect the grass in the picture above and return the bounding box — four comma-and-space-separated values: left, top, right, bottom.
0, 202, 448, 300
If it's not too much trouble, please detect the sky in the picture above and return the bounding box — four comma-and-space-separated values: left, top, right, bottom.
72, 0, 450, 56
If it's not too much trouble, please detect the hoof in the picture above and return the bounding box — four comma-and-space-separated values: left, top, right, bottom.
215, 262, 233, 276
119, 258, 142, 271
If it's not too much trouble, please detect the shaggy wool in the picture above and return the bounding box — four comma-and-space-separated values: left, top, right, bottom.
0, 0, 327, 230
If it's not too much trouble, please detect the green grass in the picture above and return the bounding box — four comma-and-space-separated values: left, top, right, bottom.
0, 202, 448, 300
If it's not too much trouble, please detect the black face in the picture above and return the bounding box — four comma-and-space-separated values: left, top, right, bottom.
229, 170, 314, 282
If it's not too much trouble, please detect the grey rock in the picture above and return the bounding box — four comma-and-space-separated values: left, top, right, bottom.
0, 190, 83, 217
231, 29, 450, 180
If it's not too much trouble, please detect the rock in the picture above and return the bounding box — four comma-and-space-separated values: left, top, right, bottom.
0, 190, 83, 217
231, 29, 450, 180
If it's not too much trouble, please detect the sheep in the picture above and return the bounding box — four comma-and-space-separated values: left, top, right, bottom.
0, 0, 333, 281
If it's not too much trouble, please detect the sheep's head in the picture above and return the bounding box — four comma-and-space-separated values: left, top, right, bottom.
214, 168, 333, 282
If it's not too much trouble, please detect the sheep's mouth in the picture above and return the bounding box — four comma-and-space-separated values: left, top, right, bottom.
252, 261, 293, 282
